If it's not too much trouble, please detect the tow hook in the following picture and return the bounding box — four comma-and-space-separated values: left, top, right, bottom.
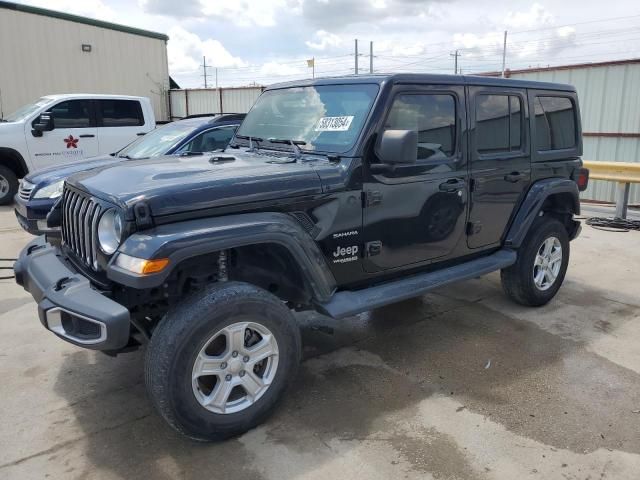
53, 276, 72, 291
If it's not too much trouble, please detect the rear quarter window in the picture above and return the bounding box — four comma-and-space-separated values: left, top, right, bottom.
99, 100, 144, 127
534, 96, 577, 151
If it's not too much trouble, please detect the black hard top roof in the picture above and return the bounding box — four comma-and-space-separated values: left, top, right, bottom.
266, 73, 576, 92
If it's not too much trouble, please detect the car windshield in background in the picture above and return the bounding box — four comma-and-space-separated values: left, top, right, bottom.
236, 84, 380, 154
118, 122, 196, 159
4, 98, 50, 122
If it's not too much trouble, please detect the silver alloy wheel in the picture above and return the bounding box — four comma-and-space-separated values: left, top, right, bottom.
192, 321, 279, 415
0, 175, 9, 196
533, 236, 562, 291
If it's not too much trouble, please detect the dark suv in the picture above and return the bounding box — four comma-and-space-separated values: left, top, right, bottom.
15, 74, 588, 441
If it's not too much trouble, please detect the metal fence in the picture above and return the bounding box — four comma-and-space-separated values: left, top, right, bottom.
168, 86, 264, 120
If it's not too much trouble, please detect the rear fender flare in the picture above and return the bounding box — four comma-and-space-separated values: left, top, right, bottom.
505, 178, 580, 248
107, 212, 337, 302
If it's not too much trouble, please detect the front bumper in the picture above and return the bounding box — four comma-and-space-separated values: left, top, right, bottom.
14, 237, 130, 350
13, 194, 60, 236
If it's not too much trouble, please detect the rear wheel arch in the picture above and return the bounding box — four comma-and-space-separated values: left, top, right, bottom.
0, 148, 29, 178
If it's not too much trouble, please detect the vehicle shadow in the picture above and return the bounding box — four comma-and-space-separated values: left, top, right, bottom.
51, 279, 640, 479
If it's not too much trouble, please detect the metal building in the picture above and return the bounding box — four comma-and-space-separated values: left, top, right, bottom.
0, 1, 170, 120
169, 87, 264, 120
500, 59, 640, 204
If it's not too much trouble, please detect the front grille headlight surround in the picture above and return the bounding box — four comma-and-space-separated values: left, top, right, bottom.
97, 209, 123, 255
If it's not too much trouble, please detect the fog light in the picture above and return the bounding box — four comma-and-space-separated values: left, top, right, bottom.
115, 253, 169, 275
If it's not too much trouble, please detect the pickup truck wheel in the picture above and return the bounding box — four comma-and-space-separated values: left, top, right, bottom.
0, 166, 18, 205
501, 217, 569, 307
145, 281, 301, 441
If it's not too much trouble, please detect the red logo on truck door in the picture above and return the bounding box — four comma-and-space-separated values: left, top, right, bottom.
64, 135, 79, 149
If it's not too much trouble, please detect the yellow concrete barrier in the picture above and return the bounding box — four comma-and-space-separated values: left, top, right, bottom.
582, 160, 640, 218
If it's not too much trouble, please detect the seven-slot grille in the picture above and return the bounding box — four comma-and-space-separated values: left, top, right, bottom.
18, 181, 35, 201
61, 187, 104, 270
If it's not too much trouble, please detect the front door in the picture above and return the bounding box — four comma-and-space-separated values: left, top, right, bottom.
467, 87, 530, 248
25, 99, 99, 170
363, 84, 468, 272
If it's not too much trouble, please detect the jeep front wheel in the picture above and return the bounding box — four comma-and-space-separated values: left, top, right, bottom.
145, 281, 301, 441
501, 216, 570, 307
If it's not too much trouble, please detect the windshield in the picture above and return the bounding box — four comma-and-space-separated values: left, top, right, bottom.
4, 98, 51, 122
117, 121, 197, 159
236, 84, 379, 153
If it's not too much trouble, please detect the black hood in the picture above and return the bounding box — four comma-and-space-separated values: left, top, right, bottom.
67, 151, 325, 217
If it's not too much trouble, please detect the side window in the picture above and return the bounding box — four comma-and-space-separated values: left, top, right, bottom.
476, 94, 523, 154
49, 100, 92, 129
385, 93, 456, 161
99, 100, 144, 127
179, 126, 237, 153
534, 96, 576, 151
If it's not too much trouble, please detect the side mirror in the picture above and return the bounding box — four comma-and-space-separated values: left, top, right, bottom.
377, 129, 417, 164
32, 112, 54, 137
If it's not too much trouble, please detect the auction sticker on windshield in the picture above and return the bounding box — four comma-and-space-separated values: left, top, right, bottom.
315, 116, 354, 131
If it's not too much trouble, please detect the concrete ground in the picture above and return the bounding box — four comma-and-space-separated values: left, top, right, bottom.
0, 204, 639, 480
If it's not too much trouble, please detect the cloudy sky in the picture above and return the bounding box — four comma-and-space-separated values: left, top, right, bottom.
15, 0, 640, 88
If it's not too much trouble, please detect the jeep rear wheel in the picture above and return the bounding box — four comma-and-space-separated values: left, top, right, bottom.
501, 216, 570, 306
0, 166, 18, 205
145, 281, 301, 441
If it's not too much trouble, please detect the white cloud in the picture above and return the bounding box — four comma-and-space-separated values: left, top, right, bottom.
167, 26, 246, 75
306, 30, 343, 50
504, 3, 554, 29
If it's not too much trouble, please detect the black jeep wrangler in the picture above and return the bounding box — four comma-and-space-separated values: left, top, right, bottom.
15, 74, 589, 441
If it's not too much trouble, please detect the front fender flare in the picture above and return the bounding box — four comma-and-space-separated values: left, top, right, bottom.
504, 178, 580, 248
107, 212, 337, 302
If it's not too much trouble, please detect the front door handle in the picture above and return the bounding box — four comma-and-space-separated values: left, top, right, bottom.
439, 179, 466, 192
504, 172, 526, 182
137, 132, 146, 136
79, 134, 95, 138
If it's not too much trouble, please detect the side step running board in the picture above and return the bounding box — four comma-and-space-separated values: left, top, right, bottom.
317, 249, 517, 319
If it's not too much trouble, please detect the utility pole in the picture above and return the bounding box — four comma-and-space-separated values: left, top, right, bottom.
501, 30, 508, 78
450, 50, 461, 75
202, 56, 210, 88
369, 41, 373, 73
354, 39, 359, 75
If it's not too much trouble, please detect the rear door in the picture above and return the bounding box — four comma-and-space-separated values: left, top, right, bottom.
467, 87, 530, 248
96, 99, 148, 155
25, 99, 99, 170
363, 84, 468, 272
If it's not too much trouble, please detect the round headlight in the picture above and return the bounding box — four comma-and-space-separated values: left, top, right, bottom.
97, 209, 123, 255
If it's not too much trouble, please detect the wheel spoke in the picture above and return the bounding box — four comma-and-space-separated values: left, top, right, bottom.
549, 248, 562, 264
246, 334, 278, 365
225, 323, 248, 353
534, 267, 546, 287
192, 352, 225, 379
206, 378, 235, 412
242, 370, 266, 399
545, 266, 557, 283
543, 238, 554, 256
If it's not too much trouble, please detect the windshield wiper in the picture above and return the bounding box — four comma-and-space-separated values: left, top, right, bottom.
235, 135, 263, 152
268, 138, 306, 160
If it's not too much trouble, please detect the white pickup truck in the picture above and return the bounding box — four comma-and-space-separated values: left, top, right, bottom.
0, 94, 155, 204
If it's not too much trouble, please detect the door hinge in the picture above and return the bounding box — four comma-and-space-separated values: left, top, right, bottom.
363, 190, 383, 207
365, 240, 382, 257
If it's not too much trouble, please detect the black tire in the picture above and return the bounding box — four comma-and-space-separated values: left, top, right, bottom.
0, 165, 18, 205
501, 216, 570, 307
145, 281, 301, 441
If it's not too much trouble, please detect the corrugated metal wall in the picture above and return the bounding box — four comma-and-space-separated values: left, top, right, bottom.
169, 87, 263, 120
0, 8, 170, 120
508, 62, 640, 203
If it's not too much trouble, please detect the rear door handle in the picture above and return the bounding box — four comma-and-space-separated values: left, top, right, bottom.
439, 179, 466, 192
137, 132, 146, 136
79, 134, 95, 138
504, 172, 526, 182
